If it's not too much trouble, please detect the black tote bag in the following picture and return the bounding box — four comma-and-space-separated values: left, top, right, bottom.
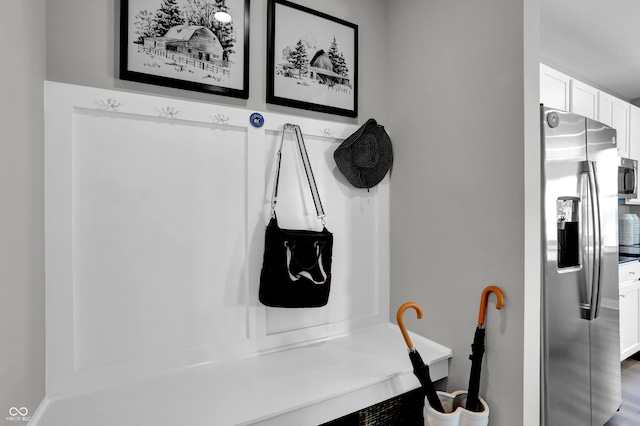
259, 124, 333, 308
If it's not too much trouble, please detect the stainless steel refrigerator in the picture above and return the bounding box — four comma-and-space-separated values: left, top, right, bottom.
541, 106, 622, 425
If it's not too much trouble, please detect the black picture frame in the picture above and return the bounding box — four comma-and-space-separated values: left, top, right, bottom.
267, 0, 358, 117
120, 0, 250, 99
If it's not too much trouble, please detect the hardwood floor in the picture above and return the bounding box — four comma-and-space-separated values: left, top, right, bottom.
605, 353, 640, 425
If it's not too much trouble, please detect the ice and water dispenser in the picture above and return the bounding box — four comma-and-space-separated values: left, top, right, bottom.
557, 197, 580, 268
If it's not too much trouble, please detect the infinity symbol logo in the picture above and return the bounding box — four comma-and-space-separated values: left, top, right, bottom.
9, 407, 28, 416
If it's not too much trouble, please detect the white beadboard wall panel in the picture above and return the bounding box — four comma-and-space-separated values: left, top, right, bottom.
44, 81, 391, 396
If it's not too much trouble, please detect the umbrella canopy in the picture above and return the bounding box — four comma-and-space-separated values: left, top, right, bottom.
465, 286, 505, 412
396, 302, 445, 413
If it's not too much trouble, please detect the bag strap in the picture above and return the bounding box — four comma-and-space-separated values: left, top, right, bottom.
270, 124, 326, 225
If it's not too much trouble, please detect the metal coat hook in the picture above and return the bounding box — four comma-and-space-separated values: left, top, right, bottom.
100, 98, 121, 110
213, 113, 230, 125
161, 106, 179, 118
321, 128, 335, 137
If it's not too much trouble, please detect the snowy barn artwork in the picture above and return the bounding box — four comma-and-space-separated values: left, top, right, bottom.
143, 25, 224, 63
267, 0, 358, 117
121, 0, 249, 98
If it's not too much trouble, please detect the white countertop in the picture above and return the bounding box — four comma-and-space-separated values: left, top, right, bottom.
31, 324, 452, 426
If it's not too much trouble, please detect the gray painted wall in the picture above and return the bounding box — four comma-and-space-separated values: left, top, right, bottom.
0, 0, 46, 422
46, 0, 389, 125
387, 1, 532, 425
4, 0, 539, 424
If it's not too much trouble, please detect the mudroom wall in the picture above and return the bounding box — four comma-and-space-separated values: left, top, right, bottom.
45, 0, 389, 125
387, 1, 539, 425
3, 1, 540, 425
1, 0, 46, 420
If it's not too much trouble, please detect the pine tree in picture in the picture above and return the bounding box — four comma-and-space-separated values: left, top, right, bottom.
154, 0, 184, 35
328, 36, 349, 81
289, 39, 309, 79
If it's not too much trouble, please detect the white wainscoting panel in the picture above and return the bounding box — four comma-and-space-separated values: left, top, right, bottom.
261, 129, 384, 338
72, 111, 250, 372
36, 82, 450, 426
43, 81, 391, 397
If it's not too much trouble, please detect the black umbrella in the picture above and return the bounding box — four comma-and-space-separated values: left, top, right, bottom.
396, 302, 445, 413
466, 285, 504, 412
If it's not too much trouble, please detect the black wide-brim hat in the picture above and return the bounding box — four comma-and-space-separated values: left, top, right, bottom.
334, 118, 393, 189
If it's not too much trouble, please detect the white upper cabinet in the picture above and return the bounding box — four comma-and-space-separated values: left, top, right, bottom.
570, 80, 598, 120
540, 64, 632, 158
599, 91, 630, 157
540, 64, 570, 111
625, 105, 640, 204
629, 104, 640, 162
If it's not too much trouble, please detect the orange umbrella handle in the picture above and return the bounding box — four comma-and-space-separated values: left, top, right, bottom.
478, 285, 505, 327
396, 302, 423, 350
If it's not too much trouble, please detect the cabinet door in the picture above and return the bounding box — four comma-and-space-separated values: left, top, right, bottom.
629, 104, 640, 161
571, 80, 598, 119
599, 91, 630, 157
615, 100, 631, 158
540, 64, 570, 112
620, 282, 640, 360
625, 106, 640, 204
598, 93, 614, 126
620, 261, 640, 285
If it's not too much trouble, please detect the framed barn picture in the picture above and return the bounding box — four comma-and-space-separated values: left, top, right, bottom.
120, 0, 250, 99
266, 0, 358, 117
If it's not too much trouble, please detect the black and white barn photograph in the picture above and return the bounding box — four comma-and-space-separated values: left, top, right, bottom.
267, 0, 358, 117
120, 0, 249, 98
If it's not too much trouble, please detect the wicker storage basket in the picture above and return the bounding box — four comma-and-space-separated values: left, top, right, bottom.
321, 388, 425, 426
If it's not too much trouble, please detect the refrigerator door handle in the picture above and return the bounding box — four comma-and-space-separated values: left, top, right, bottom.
585, 160, 603, 321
